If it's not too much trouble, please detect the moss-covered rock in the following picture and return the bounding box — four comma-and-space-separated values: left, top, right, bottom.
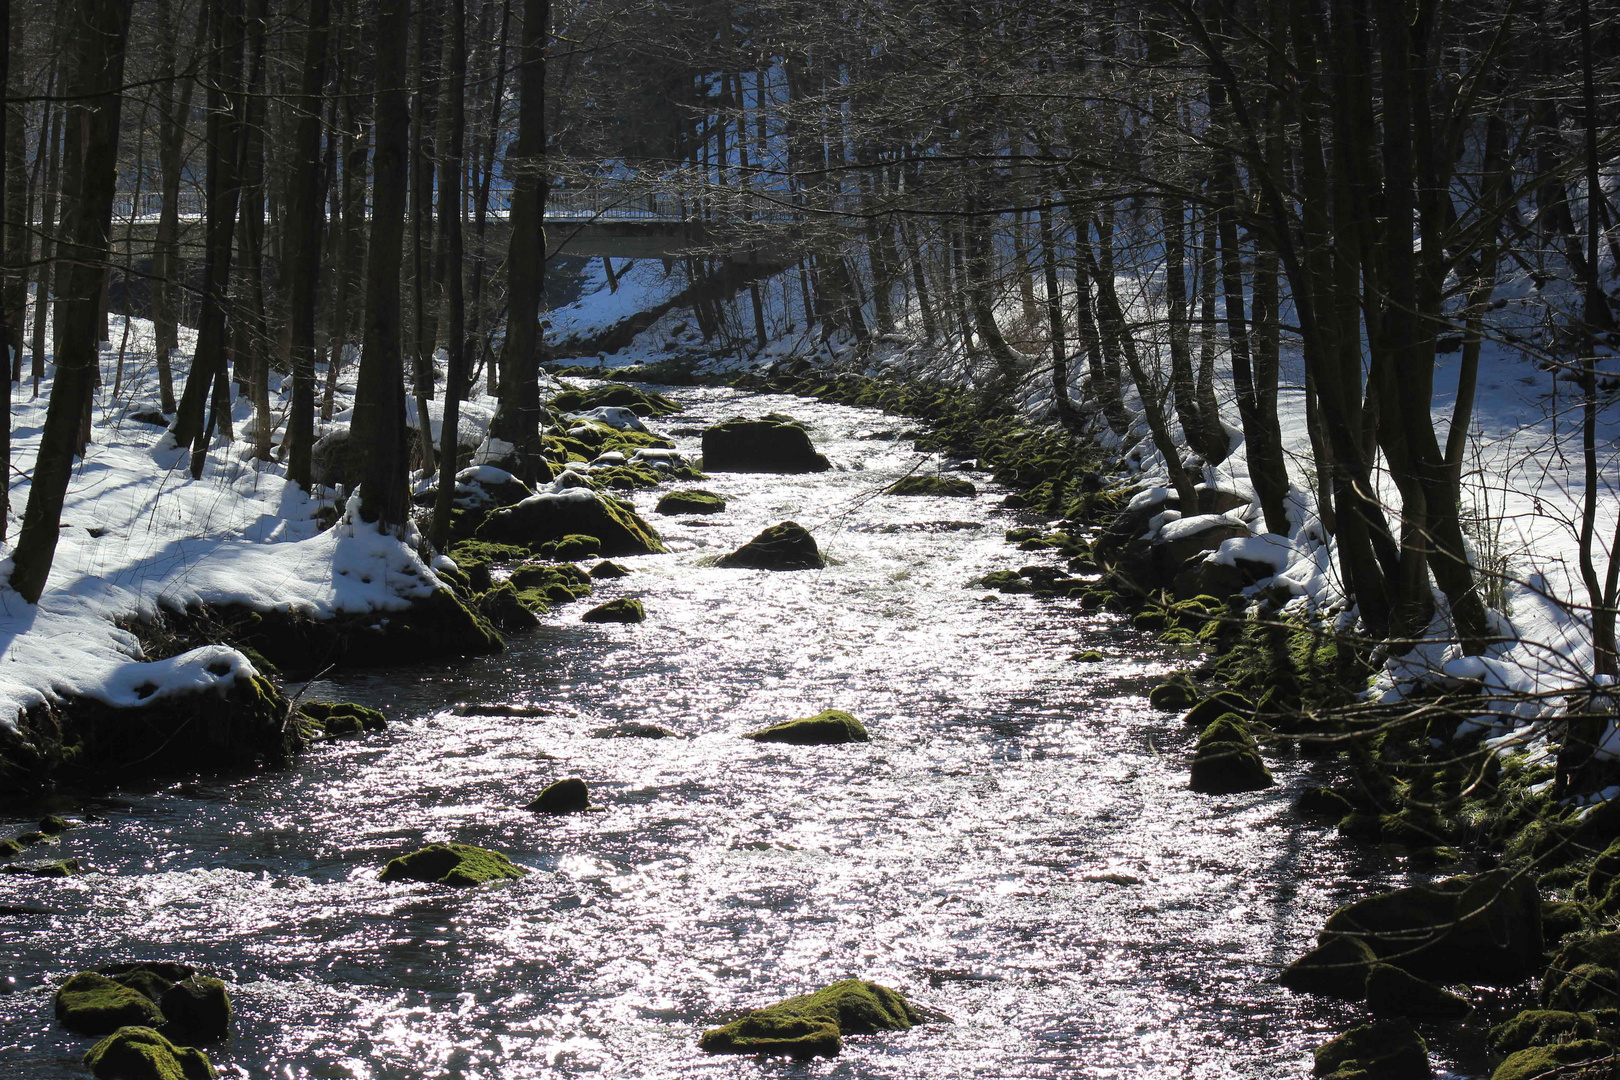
38, 814, 72, 835
1549, 964, 1620, 1012
888, 475, 976, 498
510, 562, 594, 605
1488, 1010, 1599, 1054
537, 534, 602, 560
2, 857, 82, 877
699, 979, 920, 1058
1298, 786, 1355, 820
589, 560, 630, 579
976, 570, 1033, 594
549, 382, 682, 417
717, 522, 825, 571
476, 490, 666, 557
1279, 934, 1378, 997
1364, 963, 1472, 1019
1073, 650, 1106, 663
1188, 714, 1273, 794
83, 1026, 216, 1080
378, 843, 528, 887
1180, 690, 1255, 729
656, 489, 727, 515
297, 700, 387, 739
581, 598, 645, 624
1490, 1041, 1614, 1080
526, 777, 590, 814
55, 972, 167, 1034
1324, 869, 1543, 986
1149, 673, 1198, 711
1543, 900, 1585, 944
446, 540, 532, 588
593, 722, 677, 739
702, 418, 830, 473
158, 978, 230, 1041
1312, 1018, 1430, 1078
747, 709, 869, 745
473, 581, 544, 633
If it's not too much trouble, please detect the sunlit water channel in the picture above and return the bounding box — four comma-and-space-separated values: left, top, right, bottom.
2, 383, 1491, 1078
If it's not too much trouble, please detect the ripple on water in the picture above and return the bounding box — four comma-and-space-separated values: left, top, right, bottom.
2, 385, 1441, 1078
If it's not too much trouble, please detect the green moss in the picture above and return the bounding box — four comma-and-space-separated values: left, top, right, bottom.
526, 777, 590, 814
1490, 1041, 1613, 1080
976, 571, 1032, 594
717, 522, 825, 571
747, 709, 869, 745
55, 972, 167, 1034
538, 534, 602, 560
1149, 674, 1198, 711
600, 428, 677, 455
298, 701, 386, 739
3, 858, 82, 877
1488, 1010, 1599, 1054
1312, 1018, 1429, 1079
656, 489, 727, 515
1159, 629, 1198, 646
111, 969, 175, 1003
1073, 650, 1106, 663
83, 1025, 216, 1080
888, 475, 977, 497
593, 465, 663, 491
378, 843, 528, 887
1132, 609, 1168, 632
447, 540, 531, 575
1550, 964, 1620, 1012
1189, 715, 1273, 794
38, 814, 72, 835
581, 598, 645, 623
510, 562, 594, 604
1297, 787, 1355, 820
0, 837, 21, 858
699, 979, 920, 1057
549, 382, 682, 417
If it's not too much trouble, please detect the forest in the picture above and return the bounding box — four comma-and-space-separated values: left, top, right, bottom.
1, 0, 1619, 1077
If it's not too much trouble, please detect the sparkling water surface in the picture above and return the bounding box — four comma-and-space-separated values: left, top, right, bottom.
2, 384, 1486, 1078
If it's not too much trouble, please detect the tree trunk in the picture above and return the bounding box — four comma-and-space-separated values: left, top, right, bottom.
284, 0, 331, 484
429, 0, 468, 550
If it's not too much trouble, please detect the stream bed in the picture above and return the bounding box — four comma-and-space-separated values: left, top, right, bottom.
2, 383, 1480, 1078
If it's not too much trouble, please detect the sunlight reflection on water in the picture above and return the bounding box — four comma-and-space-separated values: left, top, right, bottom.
1, 384, 1449, 1078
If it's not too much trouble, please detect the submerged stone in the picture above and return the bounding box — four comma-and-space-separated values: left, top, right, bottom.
656, 489, 727, 515
1313, 1018, 1430, 1078
55, 972, 166, 1035
526, 778, 590, 814
1073, 650, 1106, 663
747, 710, 869, 746
717, 522, 825, 571
581, 598, 645, 624
298, 701, 387, 739
378, 843, 527, 887
593, 722, 677, 739
83, 1025, 217, 1080
158, 978, 231, 1042
699, 979, 920, 1057
887, 475, 976, 498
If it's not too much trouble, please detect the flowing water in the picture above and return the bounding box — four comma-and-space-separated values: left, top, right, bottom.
2, 384, 1485, 1078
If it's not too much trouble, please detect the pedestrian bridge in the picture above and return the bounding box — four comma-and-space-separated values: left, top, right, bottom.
109, 185, 785, 264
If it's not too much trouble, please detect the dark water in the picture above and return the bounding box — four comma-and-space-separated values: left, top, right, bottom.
2, 385, 1479, 1078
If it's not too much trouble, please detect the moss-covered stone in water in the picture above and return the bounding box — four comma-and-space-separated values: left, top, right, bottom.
548, 382, 682, 417
1364, 963, 1472, 1019
581, 598, 645, 624
510, 562, 594, 604
1490, 1041, 1613, 1080
1549, 964, 1620, 1012
1312, 1018, 1430, 1078
1159, 629, 1197, 647
1180, 691, 1255, 728
1488, 1009, 1598, 1054
1132, 609, 1168, 632
0, 837, 22, 858
538, 534, 602, 561
38, 814, 72, 835
159, 977, 231, 1041
447, 540, 532, 580
594, 465, 664, 491
378, 843, 528, 887
1297, 786, 1354, 820
699, 979, 920, 1058
589, 560, 630, 579
1073, 650, 1106, 663
3, 858, 82, 877
298, 701, 386, 739
110, 968, 175, 1004
655, 489, 726, 515
83, 1025, 217, 1080
526, 777, 590, 814
1542, 900, 1585, 944
887, 475, 976, 498
717, 522, 825, 571
976, 570, 1032, 594
1279, 934, 1378, 997
473, 581, 544, 634
747, 709, 869, 745
55, 972, 167, 1034
1188, 715, 1273, 794
1149, 674, 1198, 711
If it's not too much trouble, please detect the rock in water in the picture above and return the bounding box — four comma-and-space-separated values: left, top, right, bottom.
1313, 1018, 1430, 1078
1279, 935, 1378, 998
1187, 714, 1273, 793
747, 710, 869, 745
699, 979, 920, 1058
1487, 1010, 1598, 1054
527, 778, 590, 814
158, 977, 231, 1041
887, 475, 976, 497
1364, 963, 1472, 1019
55, 972, 166, 1034
655, 489, 726, 515
378, 843, 528, 886
581, 598, 645, 623
1322, 869, 1542, 986
1490, 1042, 1614, 1080
702, 418, 831, 473
589, 560, 630, 579
717, 522, 824, 571
476, 489, 666, 557
83, 1026, 217, 1080
1149, 673, 1198, 711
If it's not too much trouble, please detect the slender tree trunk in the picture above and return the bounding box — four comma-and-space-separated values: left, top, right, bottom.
10, 0, 130, 601
152, 0, 201, 415
285, 0, 331, 484
429, 0, 467, 549
31, 106, 62, 396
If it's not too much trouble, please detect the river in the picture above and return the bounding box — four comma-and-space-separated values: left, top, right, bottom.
2, 382, 1472, 1078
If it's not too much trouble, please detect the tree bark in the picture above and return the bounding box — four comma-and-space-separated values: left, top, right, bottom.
285, 0, 332, 484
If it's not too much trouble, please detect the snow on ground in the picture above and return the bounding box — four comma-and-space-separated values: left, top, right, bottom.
0, 311, 465, 736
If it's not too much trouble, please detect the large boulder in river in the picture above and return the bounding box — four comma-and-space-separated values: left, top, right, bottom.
1313, 1018, 1430, 1078
55, 972, 167, 1034
747, 709, 868, 745
699, 979, 920, 1058
475, 488, 666, 557
83, 1026, 217, 1080
702, 418, 830, 473
379, 843, 528, 886
1188, 714, 1272, 793
1322, 869, 1542, 986
717, 521, 824, 571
